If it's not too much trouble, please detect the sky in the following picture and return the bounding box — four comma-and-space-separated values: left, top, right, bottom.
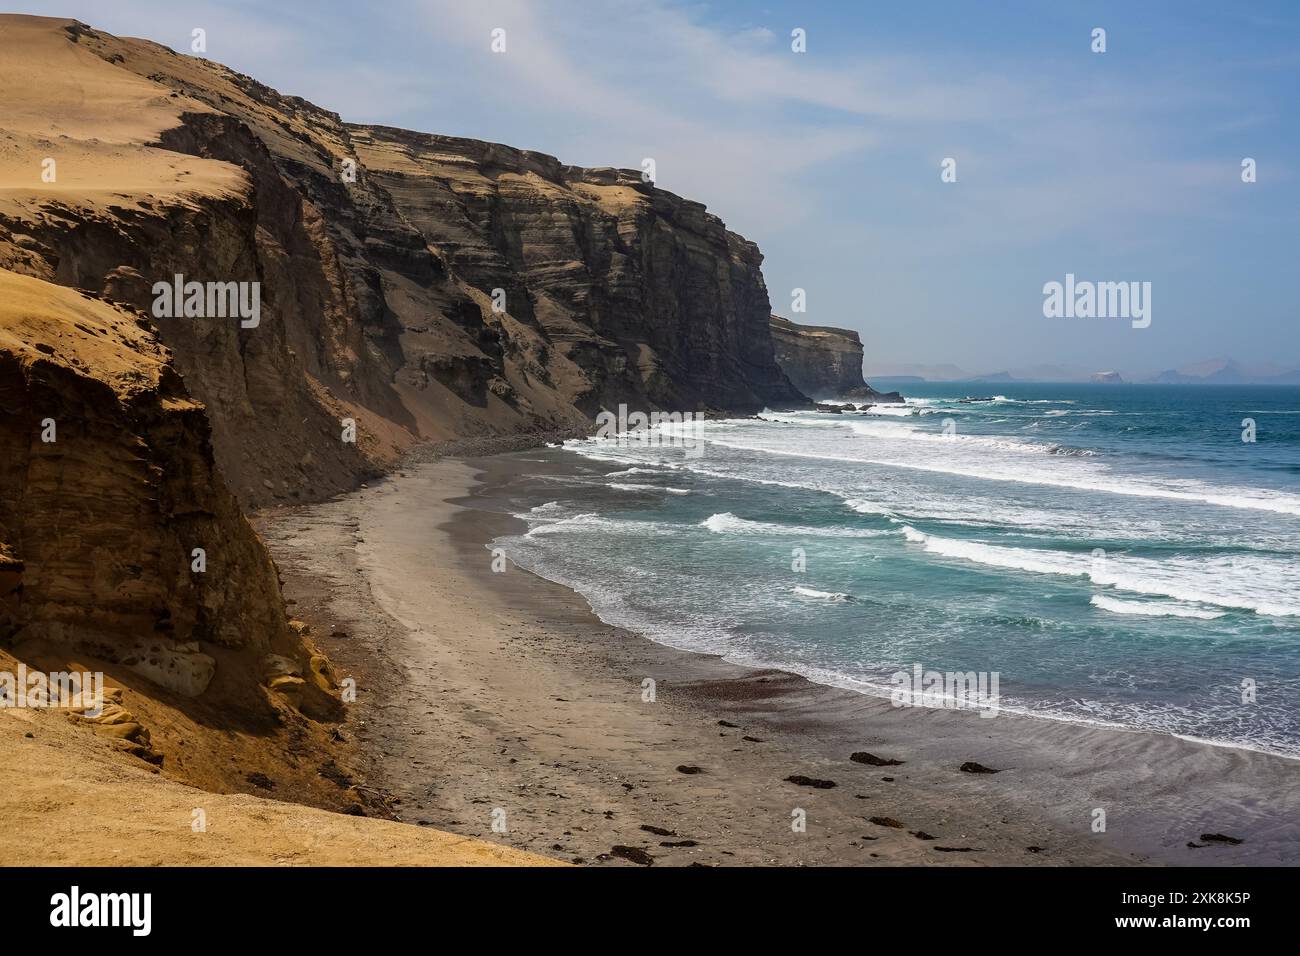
12, 0, 1300, 375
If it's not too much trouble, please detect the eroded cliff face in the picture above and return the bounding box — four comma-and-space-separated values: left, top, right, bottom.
0, 18, 390, 511
0, 270, 293, 691
0, 14, 808, 716
349, 127, 804, 415
0, 16, 803, 518
769, 315, 902, 402
0, 268, 354, 805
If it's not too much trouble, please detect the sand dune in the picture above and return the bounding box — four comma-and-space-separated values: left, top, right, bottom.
0, 16, 242, 213
0, 695, 560, 867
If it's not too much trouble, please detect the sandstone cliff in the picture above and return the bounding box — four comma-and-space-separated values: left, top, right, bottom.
349, 127, 804, 416
0, 270, 293, 678
769, 314, 902, 402
0, 14, 808, 765
0, 268, 357, 803
0, 16, 804, 516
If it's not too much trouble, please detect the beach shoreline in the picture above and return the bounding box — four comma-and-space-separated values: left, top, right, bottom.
256, 450, 1299, 866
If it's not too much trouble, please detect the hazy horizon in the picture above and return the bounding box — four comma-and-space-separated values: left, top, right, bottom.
14, 0, 1297, 372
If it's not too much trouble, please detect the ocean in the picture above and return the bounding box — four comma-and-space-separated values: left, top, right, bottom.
491, 384, 1300, 758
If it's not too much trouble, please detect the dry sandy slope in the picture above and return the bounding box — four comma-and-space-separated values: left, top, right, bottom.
0, 16, 243, 212
0, 703, 561, 867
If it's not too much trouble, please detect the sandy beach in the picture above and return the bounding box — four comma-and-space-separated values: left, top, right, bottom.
256, 451, 1300, 866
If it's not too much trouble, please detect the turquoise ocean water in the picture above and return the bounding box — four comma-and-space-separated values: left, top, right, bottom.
492, 384, 1300, 757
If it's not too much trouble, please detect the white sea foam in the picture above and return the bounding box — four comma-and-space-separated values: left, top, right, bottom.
699, 432, 1300, 518
702, 512, 896, 538
900, 526, 1300, 616
608, 482, 690, 494
525, 512, 676, 538
845, 419, 1058, 454
567, 425, 1293, 543
1090, 595, 1225, 620
605, 466, 672, 477
792, 586, 854, 602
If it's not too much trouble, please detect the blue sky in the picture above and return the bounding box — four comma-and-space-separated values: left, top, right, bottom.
13, 0, 1299, 374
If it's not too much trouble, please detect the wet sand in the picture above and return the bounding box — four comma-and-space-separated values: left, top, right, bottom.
257, 453, 1300, 866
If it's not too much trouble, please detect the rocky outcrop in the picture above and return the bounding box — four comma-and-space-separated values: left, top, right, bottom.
769, 315, 901, 402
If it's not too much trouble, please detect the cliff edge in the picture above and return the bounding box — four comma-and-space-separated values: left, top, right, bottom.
769, 314, 902, 402
1, 15, 806, 515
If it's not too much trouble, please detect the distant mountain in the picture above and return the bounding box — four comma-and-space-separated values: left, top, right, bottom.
870, 357, 1299, 385
867, 363, 1107, 384
1146, 357, 1300, 385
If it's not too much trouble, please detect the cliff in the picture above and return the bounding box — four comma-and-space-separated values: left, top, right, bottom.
0, 16, 803, 516
349, 127, 805, 416
769, 315, 902, 402
0, 271, 289, 675
0, 269, 362, 809
0, 14, 809, 792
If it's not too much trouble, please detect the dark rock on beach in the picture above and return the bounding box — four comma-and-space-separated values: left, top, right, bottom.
851, 752, 904, 767
785, 775, 837, 789
610, 845, 655, 866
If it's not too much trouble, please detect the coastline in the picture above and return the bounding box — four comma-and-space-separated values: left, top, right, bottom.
257, 451, 1300, 866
